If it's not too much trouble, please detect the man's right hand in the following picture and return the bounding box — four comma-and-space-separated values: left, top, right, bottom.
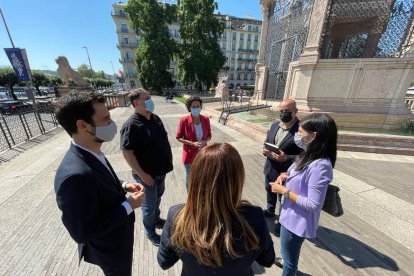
127, 190, 145, 209
140, 172, 155, 186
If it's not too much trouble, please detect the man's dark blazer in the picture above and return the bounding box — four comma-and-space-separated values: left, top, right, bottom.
54, 144, 135, 270
263, 119, 302, 181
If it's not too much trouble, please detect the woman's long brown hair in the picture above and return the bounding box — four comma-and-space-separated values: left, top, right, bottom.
170, 143, 260, 267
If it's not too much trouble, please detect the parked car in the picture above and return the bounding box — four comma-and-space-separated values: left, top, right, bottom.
0, 100, 32, 115
407, 86, 414, 96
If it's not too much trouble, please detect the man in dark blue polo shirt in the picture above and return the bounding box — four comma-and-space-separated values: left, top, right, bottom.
120, 89, 173, 246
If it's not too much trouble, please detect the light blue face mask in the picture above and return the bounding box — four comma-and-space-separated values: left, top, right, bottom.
294, 132, 314, 149
145, 99, 154, 112
191, 107, 201, 116
95, 121, 117, 142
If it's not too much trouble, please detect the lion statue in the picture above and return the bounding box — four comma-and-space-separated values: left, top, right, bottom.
55, 56, 91, 87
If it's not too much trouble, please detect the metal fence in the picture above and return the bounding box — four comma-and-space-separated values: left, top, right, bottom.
264, 0, 315, 101
321, 0, 414, 59
0, 104, 58, 153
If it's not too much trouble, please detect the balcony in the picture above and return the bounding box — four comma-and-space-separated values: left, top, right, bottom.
126, 73, 137, 78
111, 11, 128, 18
117, 42, 139, 49
119, 58, 135, 64
237, 58, 257, 63
238, 48, 259, 53
117, 28, 130, 34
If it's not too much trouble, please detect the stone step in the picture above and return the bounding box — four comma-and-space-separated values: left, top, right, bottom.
204, 104, 414, 155
338, 133, 414, 150
338, 143, 414, 156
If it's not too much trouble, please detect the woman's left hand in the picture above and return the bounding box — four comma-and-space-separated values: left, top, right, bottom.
270, 182, 288, 194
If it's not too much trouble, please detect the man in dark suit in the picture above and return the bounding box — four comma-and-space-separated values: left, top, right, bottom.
262, 99, 302, 235
54, 92, 145, 276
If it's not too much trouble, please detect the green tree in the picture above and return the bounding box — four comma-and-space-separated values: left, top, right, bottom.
31, 71, 50, 96
48, 76, 64, 97
48, 76, 64, 86
177, 0, 226, 89
126, 0, 178, 93
0, 67, 20, 100
76, 64, 94, 78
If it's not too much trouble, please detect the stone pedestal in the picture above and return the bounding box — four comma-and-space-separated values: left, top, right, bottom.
285, 58, 414, 130
57, 86, 94, 97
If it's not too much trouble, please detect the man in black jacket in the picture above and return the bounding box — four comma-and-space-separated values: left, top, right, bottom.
262, 99, 302, 235
54, 92, 145, 276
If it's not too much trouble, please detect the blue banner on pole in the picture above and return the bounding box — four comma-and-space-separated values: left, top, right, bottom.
4, 48, 31, 81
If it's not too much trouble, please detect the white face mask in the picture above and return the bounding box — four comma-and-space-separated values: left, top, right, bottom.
95, 121, 117, 142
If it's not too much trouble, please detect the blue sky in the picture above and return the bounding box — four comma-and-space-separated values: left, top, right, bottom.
0, 0, 262, 75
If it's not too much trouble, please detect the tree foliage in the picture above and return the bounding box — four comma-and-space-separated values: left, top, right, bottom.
0, 67, 20, 100
126, 0, 178, 93
76, 64, 94, 78
85, 78, 114, 88
31, 71, 50, 96
177, 0, 226, 89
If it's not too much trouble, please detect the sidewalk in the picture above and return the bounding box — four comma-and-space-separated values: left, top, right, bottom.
0, 96, 413, 275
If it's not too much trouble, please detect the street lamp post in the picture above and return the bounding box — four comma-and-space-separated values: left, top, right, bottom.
110, 61, 116, 88
83, 46, 95, 88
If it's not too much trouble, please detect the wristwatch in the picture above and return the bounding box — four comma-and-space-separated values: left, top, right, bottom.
283, 190, 290, 201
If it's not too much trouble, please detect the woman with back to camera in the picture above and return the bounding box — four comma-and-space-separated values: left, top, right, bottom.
270, 113, 338, 276
176, 96, 211, 190
157, 143, 275, 275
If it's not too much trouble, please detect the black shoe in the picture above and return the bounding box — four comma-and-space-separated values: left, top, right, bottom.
147, 234, 161, 246
263, 209, 276, 218
274, 222, 281, 237
274, 257, 283, 269
156, 218, 166, 229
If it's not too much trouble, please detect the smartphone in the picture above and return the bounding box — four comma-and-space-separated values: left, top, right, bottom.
264, 142, 281, 154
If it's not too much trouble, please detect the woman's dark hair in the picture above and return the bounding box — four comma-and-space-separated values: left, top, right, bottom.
296, 113, 337, 170
55, 91, 106, 136
185, 96, 203, 112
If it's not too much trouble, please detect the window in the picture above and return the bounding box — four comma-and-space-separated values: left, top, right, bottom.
123, 37, 129, 45
251, 74, 255, 80
232, 44, 236, 51
121, 23, 128, 32
222, 43, 227, 50
223, 32, 227, 39
244, 74, 248, 80
229, 74, 234, 80
126, 51, 132, 60
248, 34, 251, 41
130, 81, 135, 88
237, 73, 241, 80
233, 33, 236, 40
255, 34, 259, 42
175, 30, 179, 38
248, 26, 251, 32
240, 33, 244, 40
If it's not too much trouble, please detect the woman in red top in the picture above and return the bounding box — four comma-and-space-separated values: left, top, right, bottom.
176, 96, 212, 189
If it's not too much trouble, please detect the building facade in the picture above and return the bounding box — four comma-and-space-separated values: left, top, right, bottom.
112, 3, 261, 89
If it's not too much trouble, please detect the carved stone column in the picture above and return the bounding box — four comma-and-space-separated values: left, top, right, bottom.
299, 0, 331, 62
255, 0, 276, 100
257, 0, 276, 63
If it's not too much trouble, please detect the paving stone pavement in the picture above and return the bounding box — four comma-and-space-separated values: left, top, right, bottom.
0, 96, 413, 275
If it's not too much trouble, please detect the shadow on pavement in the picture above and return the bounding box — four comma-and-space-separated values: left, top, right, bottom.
310, 226, 399, 272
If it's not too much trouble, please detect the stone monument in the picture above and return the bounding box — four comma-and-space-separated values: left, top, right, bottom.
215, 75, 230, 101
55, 56, 93, 96
256, 0, 414, 130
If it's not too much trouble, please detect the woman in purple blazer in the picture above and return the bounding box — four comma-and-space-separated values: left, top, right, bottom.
270, 113, 337, 276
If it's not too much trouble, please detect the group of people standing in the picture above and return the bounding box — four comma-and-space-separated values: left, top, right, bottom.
54, 89, 337, 276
